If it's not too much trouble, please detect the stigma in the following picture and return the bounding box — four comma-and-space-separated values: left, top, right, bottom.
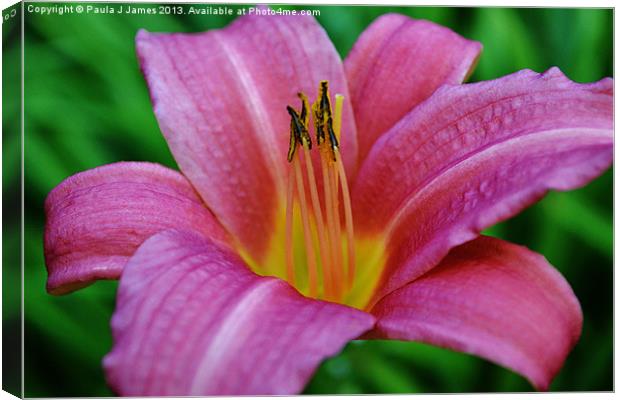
285, 81, 355, 302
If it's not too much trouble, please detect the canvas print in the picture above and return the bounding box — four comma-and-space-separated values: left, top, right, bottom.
2, 2, 613, 396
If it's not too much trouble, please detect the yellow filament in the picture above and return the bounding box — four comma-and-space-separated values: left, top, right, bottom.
293, 156, 318, 298
319, 155, 337, 297
334, 149, 355, 288
285, 168, 296, 286
302, 145, 333, 299
331, 94, 354, 289
328, 162, 344, 299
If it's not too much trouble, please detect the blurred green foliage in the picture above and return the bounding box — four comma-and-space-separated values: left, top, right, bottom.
2, 3, 612, 396
3, 2, 23, 397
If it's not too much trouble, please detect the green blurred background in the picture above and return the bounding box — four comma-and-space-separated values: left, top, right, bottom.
2, 3, 612, 396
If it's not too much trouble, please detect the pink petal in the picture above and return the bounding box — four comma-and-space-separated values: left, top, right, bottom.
370, 236, 583, 391
44, 162, 228, 295
353, 68, 612, 304
344, 13, 481, 162
103, 229, 375, 395
136, 13, 357, 262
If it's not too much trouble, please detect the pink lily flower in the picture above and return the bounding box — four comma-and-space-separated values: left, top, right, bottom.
43, 12, 612, 395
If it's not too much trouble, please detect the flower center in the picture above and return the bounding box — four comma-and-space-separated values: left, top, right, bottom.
284, 81, 356, 303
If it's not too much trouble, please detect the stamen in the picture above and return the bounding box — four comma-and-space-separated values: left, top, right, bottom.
312, 80, 330, 146
287, 106, 311, 150
285, 167, 296, 285
297, 92, 333, 299
313, 81, 340, 161
327, 162, 343, 298
298, 92, 311, 127
326, 122, 339, 160
294, 156, 318, 298
314, 81, 350, 300
287, 122, 298, 163
318, 154, 336, 299
284, 81, 356, 301
302, 145, 333, 299
334, 149, 355, 288
331, 93, 355, 288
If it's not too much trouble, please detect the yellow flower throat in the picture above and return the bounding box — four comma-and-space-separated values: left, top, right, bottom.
284, 81, 356, 304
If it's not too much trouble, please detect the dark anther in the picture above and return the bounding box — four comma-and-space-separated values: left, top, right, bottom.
298, 93, 309, 123
287, 105, 313, 163
327, 118, 339, 151
287, 106, 305, 141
